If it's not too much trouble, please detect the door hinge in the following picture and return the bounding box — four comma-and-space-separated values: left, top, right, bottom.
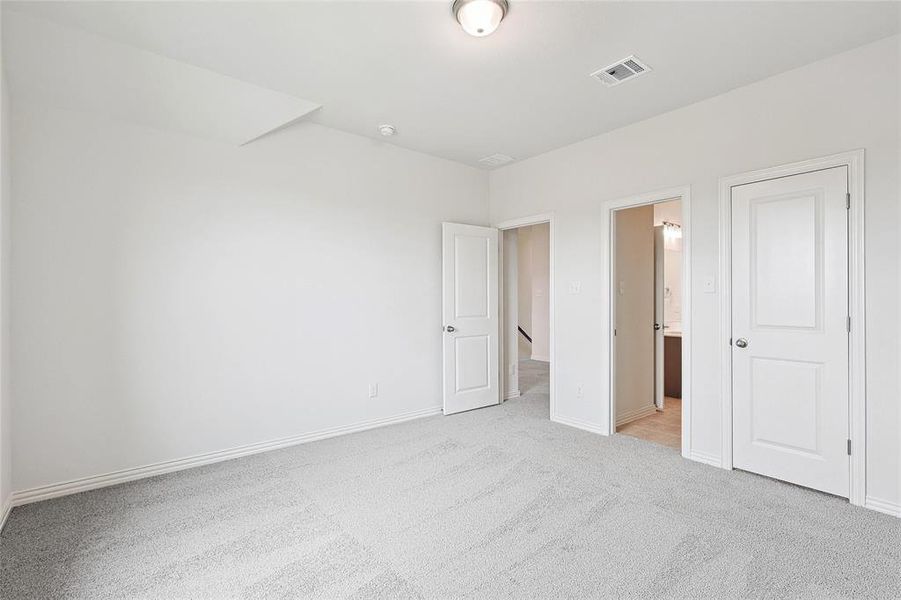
847, 316, 851, 333
846, 192, 851, 209
729, 337, 733, 346
614, 328, 617, 336
847, 439, 852, 456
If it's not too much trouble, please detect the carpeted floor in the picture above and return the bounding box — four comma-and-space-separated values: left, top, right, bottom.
1, 359, 899, 599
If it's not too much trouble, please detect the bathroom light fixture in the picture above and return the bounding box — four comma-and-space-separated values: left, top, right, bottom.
378, 124, 396, 137
453, 0, 508, 37
663, 221, 682, 246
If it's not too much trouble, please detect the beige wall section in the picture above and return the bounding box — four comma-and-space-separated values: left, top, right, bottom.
515, 223, 550, 362
529, 224, 550, 362
488, 36, 900, 508
517, 226, 533, 357
614, 205, 656, 424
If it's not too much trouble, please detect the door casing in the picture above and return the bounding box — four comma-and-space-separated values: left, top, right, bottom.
603, 186, 693, 459
718, 149, 866, 507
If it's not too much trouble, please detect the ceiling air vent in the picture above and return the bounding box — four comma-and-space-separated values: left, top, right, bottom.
479, 153, 515, 168
590, 55, 652, 87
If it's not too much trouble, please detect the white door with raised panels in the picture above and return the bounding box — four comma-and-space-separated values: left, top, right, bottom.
731, 166, 849, 497
442, 223, 499, 415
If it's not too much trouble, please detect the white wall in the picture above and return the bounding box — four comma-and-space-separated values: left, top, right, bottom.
502, 229, 519, 397
489, 36, 900, 508
0, 60, 11, 513
11, 102, 487, 492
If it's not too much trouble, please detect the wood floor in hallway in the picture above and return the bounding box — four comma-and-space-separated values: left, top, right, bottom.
616, 398, 682, 450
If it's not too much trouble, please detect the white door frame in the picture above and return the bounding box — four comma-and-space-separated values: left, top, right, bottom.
602, 186, 693, 459
718, 149, 866, 507
495, 213, 555, 420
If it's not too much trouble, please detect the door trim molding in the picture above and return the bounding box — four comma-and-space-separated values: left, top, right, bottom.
495, 213, 556, 420
718, 149, 865, 507
602, 186, 692, 460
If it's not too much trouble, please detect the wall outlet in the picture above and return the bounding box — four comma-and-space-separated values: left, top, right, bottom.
568, 280, 582, 294
368, 383, 378, 398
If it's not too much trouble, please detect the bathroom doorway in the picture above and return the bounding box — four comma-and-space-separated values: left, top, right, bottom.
611, 197, 686, 450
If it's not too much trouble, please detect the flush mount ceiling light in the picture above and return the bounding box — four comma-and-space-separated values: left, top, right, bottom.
378, 124, 396, 137
453, 0, 508, 37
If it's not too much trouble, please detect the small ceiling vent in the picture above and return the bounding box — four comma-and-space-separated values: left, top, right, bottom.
590, 55, 652, 87
478, 153, 515, 167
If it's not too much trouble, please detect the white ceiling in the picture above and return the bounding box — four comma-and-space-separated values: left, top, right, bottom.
6, 1, 899, 167
4, 12, 321, 147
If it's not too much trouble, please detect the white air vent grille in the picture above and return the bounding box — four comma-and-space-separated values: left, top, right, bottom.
478, 153, 515, 167
590, 55, 652, 87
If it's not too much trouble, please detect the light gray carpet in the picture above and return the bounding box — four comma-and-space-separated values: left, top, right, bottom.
2, 359, 899, 599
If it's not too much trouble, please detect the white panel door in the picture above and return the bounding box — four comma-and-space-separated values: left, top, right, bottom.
614, 205, 655, 425
442, 223, 499, 415
731, 166, 849, 497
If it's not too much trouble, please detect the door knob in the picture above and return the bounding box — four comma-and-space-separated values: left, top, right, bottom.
445, 325, 456, 333
654, 323, 661, 331
735, 338, 748, 348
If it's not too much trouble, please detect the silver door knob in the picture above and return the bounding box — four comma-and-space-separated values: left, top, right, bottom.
445, 325, 456, 333
735, 338, 748, 348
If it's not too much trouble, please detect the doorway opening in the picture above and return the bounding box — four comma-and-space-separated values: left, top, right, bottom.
500, 217, 553, 419
613, 199, 684, 449
612, 198, 684, 449
603, 187, 691, 456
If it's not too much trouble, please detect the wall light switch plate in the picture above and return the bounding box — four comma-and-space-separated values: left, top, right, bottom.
368, 383, 378, 398
568, 281, 581, 294
703, 276, 716, 294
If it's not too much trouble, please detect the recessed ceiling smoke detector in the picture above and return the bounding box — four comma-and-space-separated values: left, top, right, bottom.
590, 55, 652, 87
378, 124, 397, 137
478, 153, 515, 167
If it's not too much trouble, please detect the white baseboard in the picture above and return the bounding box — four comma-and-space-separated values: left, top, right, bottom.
687, 450, 722, 468
865, 495, 901, 518
530, 355, 550, 363
9, 405, 442, 508
615, 404, 658, 427
552, 414, 608, 436
504, 389, 521, 400
0, 494, 11, 533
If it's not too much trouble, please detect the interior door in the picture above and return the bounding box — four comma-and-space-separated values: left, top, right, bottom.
442, 223, 499, 415
614, 205, 655, 425
654, 225, 665, 410
731, 166, 849, 497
